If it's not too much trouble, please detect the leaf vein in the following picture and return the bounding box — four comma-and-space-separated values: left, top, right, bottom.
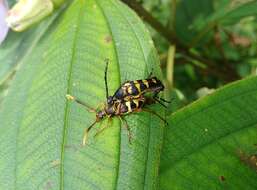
60, 1, 84, 190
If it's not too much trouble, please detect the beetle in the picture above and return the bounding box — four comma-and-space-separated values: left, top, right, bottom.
104, 60, 170, 108
66, 59, 168, 145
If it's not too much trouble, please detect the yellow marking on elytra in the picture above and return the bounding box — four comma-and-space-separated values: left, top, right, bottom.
143, 80, 149, 88
135, 82, 141, 92
127, 86, 132, 94
125, 101, 132, 112
152, 78, 157, 83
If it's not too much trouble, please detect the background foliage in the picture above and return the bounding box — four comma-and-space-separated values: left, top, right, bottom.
0, 0, 256, 189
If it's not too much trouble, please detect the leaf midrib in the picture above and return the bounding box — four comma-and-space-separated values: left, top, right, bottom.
94, 1, 122, 189
60, 1, 84, 190
107, 1, 155, 189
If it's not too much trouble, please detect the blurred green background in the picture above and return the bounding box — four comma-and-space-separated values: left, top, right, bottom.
124, 0, 257, 103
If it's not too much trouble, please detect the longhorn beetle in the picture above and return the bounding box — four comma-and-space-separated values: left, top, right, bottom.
106, 62, 170, 108
66, 59, 167, 146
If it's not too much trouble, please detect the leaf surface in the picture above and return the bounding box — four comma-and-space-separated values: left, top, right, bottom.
160, 76, 257, 189
0, 7, 62, 84
0, 0, 164, 189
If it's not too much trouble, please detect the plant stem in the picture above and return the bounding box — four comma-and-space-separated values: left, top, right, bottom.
167, 45, 175, 88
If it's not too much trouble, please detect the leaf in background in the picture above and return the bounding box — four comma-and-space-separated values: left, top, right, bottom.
0, 5, 63, 85
188, 1, 257, 46
215, 0, 257, 26
6, 0, 54, 32
7, 0, 15, 7
5, 0, 65, 32
0, 0, 165, 189
174, 0, 214, 45
160, 76, 257, 189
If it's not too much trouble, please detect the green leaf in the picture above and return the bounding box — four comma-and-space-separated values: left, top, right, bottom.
0, 0, 164, 189
175, 0, 257, 47
0, 5, 63, 84
175, 0, 214, 44
219, 1, 257, 26
160, 76, 257, 189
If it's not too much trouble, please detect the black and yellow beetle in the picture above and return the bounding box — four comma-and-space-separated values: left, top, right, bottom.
105, 60, 170, 107
67, 59, 168, 145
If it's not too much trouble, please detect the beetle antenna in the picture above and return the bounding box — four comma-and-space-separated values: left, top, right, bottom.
66, 94, 96, 112
104, 58, 110, 101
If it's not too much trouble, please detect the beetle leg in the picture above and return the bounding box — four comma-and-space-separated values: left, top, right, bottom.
82, 120, 98, 146
119, 116, 132, 144
94, 117, 111, 138
142, 108, 168, 126
153, 97, 168, 108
